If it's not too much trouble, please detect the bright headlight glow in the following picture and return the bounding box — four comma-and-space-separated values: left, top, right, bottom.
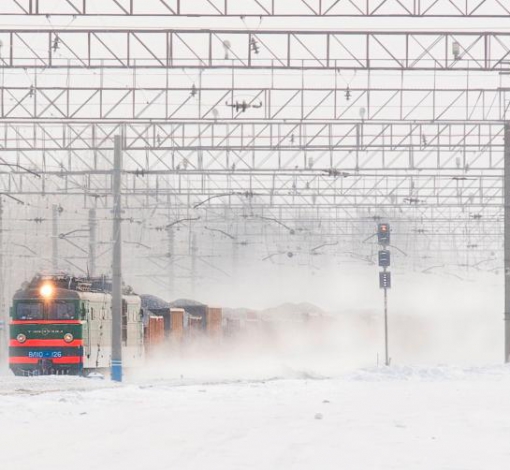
16, 333, 27, 343
63, 333, 74, 343
40, 283, 54, 299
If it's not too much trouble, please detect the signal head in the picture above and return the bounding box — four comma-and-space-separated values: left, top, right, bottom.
377, 223, 391, 245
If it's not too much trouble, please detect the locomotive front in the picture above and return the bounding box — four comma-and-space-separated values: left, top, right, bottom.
9, 278, 83, 376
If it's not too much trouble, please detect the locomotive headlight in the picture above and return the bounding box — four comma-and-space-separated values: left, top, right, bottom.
16, 333, 27, 343
40, 283, 54, 299
63, 333, 74, 343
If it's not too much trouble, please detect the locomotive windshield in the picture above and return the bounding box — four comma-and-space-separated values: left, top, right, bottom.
48, 302, 77, 320
15, 303, 43, 320
13, 301, 77, 320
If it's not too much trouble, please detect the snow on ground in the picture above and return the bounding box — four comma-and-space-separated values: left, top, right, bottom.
1, 365, 510, 470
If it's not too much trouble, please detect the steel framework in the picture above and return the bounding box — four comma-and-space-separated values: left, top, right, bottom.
0, 121, 503, 154
1, 29, 510, 71
1, 84, 508, 122
0, 0, 508, 17
0, 15, 505, 295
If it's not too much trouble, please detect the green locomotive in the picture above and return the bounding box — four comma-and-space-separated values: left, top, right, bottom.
9, 274, 144, 376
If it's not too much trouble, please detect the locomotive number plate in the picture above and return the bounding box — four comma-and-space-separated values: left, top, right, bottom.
28, 351, 63, 359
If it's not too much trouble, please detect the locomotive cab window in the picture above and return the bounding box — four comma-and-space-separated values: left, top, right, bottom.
48, 302, 77, 320
15, 302, 43, 320
81, 304, 87, 320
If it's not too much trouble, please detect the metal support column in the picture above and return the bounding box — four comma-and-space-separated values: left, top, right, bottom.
232, 238, 238, 282
111, 135, 123, 382
167, 226, 174, 296
504, 123, 510, 363
52, 204, 59, 271
89, 208, 97, 277
191, 232, 197, 297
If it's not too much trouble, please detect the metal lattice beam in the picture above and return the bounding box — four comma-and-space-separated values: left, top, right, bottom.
1, 85, 508, 122
1, 29, 510, 70
0, 169, 502, 209
0, 121, 503, 153
0, 0, 508, 17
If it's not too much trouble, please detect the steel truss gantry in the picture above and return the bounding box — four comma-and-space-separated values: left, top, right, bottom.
1, 29, 510, 71
0, 168, 503, 209
0, 118, 503, 217
0, 0, 508, 17
0, 121, 503, 156
0, 22, 505, 269
1, 84, 509, 122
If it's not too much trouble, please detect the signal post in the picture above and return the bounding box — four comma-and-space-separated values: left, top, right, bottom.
377, 223, 391, 366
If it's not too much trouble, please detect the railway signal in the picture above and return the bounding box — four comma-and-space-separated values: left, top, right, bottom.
379, 271, 392, 289
378, 250, 390, 268
377, 223, 390, 246
375, 223, 392, 366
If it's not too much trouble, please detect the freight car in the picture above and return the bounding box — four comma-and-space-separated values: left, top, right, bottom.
9, 274, 144, 376
141, 296, 223, 342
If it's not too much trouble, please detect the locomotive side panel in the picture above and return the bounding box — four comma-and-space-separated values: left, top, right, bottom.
81, 292, 112, 370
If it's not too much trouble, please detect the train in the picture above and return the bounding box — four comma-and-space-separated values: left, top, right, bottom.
8, 273, 327, 377
8, 273, 224, 377
9, 274, 145, 376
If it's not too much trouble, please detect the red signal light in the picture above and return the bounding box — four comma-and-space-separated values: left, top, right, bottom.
377, 223, 391, 245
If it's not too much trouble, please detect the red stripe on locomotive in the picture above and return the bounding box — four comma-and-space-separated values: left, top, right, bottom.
9, 339, 83, 347
9, 356, 83, 364
10, 320, 81, 325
